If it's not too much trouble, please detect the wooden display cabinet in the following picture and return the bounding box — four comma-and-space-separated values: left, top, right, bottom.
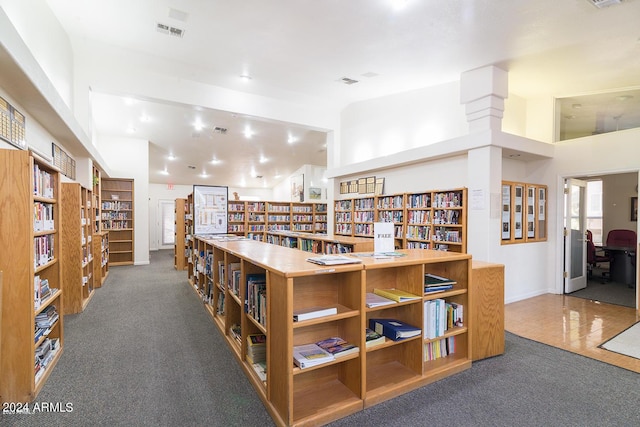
101, 178, 134, 265
0, 149, 64, 403
60, 183, 95, 314
191, 236, 473, 426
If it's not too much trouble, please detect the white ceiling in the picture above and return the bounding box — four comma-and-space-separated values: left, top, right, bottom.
43, 0, 640, 186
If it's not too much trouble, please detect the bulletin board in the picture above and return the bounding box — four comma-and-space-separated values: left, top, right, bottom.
193, 185, 228, 235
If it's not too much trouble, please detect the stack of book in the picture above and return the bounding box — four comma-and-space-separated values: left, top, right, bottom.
365, 328, 386, 348
293, 343, 334, 369
315, 337, 359, 358
424, 273, 456, 294
35, 305, 59, 329
34, 337, 60, 382
246, 334, 266, 364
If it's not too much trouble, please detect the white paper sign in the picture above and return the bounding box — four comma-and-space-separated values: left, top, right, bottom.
374, 222, 395, 253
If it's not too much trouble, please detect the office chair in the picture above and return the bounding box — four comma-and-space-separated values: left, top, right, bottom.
605, 229, 637, 248
586, 230, 609, 279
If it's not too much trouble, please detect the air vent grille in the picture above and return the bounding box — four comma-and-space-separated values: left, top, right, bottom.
156, 22, 185, 37
213, 127, 228, 134
588, 0, 622, 8
340, 77, 359, 85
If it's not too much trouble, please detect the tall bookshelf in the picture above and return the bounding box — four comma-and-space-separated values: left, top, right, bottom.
376, 193, 405, 249
0, 149, 64, 402
186, 193, 195, 283
227, 200, 246, 235
91, 165, 107, 287
190, 237, 472, 426
174, 198, 188, 270
60, 183, 95, 314
101, 178, 134, 265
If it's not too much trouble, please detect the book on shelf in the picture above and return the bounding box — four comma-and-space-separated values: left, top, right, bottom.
305, 255, 362, 265
247, 333, 267, 364
369, 318, 421, 341
315, 337, 359, 358
293, 306, 337, 322
365, 292, 397, 308
293, 343, 335, 369
372, 288, 421, 303
424, 273, 457, 286
252, 361, 267, 382
365, 328, 386, 348
424, 283, 454, 294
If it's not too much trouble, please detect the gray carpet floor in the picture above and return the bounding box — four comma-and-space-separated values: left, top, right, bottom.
3, 250, 639, 426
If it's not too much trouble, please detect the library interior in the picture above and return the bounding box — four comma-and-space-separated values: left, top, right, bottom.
1, 1, 639, 426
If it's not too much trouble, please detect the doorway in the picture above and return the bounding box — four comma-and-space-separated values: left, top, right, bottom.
562, 172, 638, 309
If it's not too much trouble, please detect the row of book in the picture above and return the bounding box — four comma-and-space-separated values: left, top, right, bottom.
102, 220, 130, 230
267, 215, 290, 222
406, 225, 430, 240
354, 211, 375, 222
424, 337, 456, 361
101, 201, 131, 210
34, 275, 56, 309
33, 164, 55, 199
433, 192, 463, 208
292, 224, 314, 231
267, 204, 291, 212
34, 234, 54, 268
248, 213, 265, 222
433, 209, 460, 225
33, 202, 55, 232
378, 210, 403, 223
336, 212, 352, 222
407, 209, 431, 224
246, 274, 267, 327
101, 211, 130, 220
377, 195, 404, 209
291, 214, 313, 222
335, 200, 352, 211
424, 299, 463, 339
433, 228, 461, 242
34, 337, 60, 383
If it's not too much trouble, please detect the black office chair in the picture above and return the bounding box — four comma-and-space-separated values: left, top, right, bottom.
586, 230, 609, 279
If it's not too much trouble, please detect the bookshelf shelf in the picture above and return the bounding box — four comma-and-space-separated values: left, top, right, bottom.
101, 178, 134, 265
189, 236, 472, 426
0, 149, 64, 403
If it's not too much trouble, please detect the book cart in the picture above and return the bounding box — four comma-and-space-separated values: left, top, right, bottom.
0, 149, 64, 402
190, 235, 471, 426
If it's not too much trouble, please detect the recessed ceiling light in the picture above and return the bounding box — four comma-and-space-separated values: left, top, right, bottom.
244, 128, 254, 138
287, 135, 296, 144
159, 168, 169, 175
199, 172, 209, 178
240, 74, 252, 82
210, 158, 221, 165
389, 0, 410, 11
259, 156, 268, 164
167, 154, 176, 161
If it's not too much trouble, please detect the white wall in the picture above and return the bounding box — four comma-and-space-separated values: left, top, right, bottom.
0, 1, 74, 109
272, 164, 327, 202
339, 81, 467, 168
96, 135, 150, 265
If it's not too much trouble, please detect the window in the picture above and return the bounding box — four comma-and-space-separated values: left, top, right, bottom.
586, 180, 603, 245
161, 200, 175, 246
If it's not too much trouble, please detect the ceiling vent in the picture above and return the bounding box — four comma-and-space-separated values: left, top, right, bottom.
340, 77, 359, 85
213, 126, 228, 134
156, 22, 185, 38
588, 0, 622, 8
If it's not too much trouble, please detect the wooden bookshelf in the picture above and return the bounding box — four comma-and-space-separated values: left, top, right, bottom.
186, 193, 195, 284
336, 188, 468, 253
0, 149, 64, 403
470, 261, 505, 361
227, 200, 246, 235
101, 178, 134, 265
98, 231, 109, 284
60, 183, 95, 314
265, 230, 374, 254
174, 198, 188, 270
189, 237, 472, 426
91, 165, 107, 287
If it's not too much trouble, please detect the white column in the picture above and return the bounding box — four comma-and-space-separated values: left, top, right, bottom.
460, 66, 508, 132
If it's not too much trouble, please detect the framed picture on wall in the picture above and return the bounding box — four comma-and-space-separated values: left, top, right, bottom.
631, 197, 638, 222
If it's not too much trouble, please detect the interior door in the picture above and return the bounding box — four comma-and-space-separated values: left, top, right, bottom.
564, 179, 587, 293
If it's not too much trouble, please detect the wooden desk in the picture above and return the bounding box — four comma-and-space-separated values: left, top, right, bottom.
470, 261, 505, 361
603, 246, 636, 286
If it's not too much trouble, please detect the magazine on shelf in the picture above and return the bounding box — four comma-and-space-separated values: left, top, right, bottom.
373, 288, 421, 303
315, 337, 359, 358
365, 292, 397, 308
293, 343, 335, 368
305, 255, 362, 265
293, 306, 338, 322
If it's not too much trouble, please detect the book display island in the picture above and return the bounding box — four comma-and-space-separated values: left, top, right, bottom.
189, 236, 472, 426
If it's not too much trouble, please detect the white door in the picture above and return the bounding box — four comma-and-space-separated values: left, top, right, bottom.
564, 179, 587, 293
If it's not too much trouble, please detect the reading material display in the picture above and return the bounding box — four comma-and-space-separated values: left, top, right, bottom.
293, 306, 338, 322
315, 337, 359, 358
369, 318, 421, 341
372, 288, 421, 303
293, 343, 335, 368
306, 255, 362, 265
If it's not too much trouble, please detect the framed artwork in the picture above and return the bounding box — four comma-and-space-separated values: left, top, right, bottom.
309, 187, 322, 200
631, 197, 638, 222
375, 177, 385, 195
291, 174, 304, 202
